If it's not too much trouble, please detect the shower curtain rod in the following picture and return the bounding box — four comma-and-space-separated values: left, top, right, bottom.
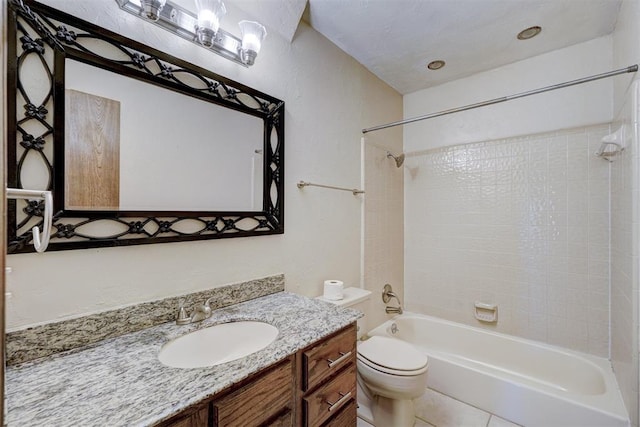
362, 64, 639, 134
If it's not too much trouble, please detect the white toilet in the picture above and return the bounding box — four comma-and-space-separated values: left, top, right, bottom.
317, 287, 429, 427
357, 335, 428, 426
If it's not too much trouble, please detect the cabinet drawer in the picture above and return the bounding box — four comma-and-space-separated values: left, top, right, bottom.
213, 358, 293, 426
302, 324, 356, 391
302, 363, 356, 427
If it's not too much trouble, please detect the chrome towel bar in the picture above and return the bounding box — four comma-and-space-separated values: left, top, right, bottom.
297, 181, 365, 196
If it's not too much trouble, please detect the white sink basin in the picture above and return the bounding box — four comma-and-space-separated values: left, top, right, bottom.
158, 321, 279, 368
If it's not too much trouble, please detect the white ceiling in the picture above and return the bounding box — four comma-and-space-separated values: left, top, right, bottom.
227, 0, 623, 95
301, 0, 622, 94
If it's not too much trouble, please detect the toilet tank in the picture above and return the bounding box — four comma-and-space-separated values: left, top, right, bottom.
316, 287, 372, 339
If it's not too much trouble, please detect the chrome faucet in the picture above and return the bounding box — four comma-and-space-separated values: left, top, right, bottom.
382, 284, 403, 315
176, 297, 215, 325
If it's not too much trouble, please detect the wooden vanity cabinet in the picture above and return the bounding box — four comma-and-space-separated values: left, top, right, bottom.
156, 323, 357, 427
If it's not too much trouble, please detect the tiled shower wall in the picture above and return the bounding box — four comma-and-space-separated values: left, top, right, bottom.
611, 81, 639, 427
404, 124, 611, 356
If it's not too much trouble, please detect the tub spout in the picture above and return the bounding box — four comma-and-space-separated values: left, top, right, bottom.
385, 305, 403, 314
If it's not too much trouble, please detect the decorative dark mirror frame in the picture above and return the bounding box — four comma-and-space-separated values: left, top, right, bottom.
7, 0, 285, 253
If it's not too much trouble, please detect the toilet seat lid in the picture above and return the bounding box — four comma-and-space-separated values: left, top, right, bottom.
358, 336, 428, 371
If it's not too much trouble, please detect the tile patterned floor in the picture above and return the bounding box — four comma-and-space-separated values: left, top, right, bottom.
357, 388, 522, 427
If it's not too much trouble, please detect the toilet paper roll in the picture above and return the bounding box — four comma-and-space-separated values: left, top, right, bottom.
324, 280, 344, 300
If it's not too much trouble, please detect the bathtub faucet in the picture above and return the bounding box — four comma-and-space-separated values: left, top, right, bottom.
382, 284, 403, 315
386, 305, 403, 314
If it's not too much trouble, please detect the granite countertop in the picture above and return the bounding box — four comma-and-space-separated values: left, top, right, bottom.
6, 292, 361, 426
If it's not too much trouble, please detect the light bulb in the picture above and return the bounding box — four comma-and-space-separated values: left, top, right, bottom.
239, 20, 267, 65
195, 0, 226, 47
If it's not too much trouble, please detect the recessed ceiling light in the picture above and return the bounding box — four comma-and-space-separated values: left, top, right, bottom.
517, 26, 542, 40
427, 60, 445, 70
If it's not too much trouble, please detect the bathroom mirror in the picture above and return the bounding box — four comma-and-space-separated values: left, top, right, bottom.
7, 0, 285, 253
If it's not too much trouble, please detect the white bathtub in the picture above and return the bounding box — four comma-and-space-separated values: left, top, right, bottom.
366, 313, 629, 427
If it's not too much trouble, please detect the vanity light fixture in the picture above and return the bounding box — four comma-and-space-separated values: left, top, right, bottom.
116, 0, 267, 67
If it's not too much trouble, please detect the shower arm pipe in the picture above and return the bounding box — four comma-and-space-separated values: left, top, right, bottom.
6, 188, 53, 253
362, 64, 639, 134
297, 180, 365, 195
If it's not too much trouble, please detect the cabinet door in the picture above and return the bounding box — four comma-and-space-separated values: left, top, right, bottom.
263, 410, 293, 427
213, 358, 294, 426
159, 406, 209, 427
323, 400, 357, 427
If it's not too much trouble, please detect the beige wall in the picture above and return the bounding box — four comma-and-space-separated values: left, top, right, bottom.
4, 0, 402, 329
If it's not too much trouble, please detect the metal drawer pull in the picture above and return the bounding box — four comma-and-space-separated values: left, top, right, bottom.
327, 351, 352, 368
326, 392, 352, 412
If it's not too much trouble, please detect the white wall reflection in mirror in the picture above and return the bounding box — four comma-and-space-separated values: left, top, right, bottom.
64, 59, 264, 212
